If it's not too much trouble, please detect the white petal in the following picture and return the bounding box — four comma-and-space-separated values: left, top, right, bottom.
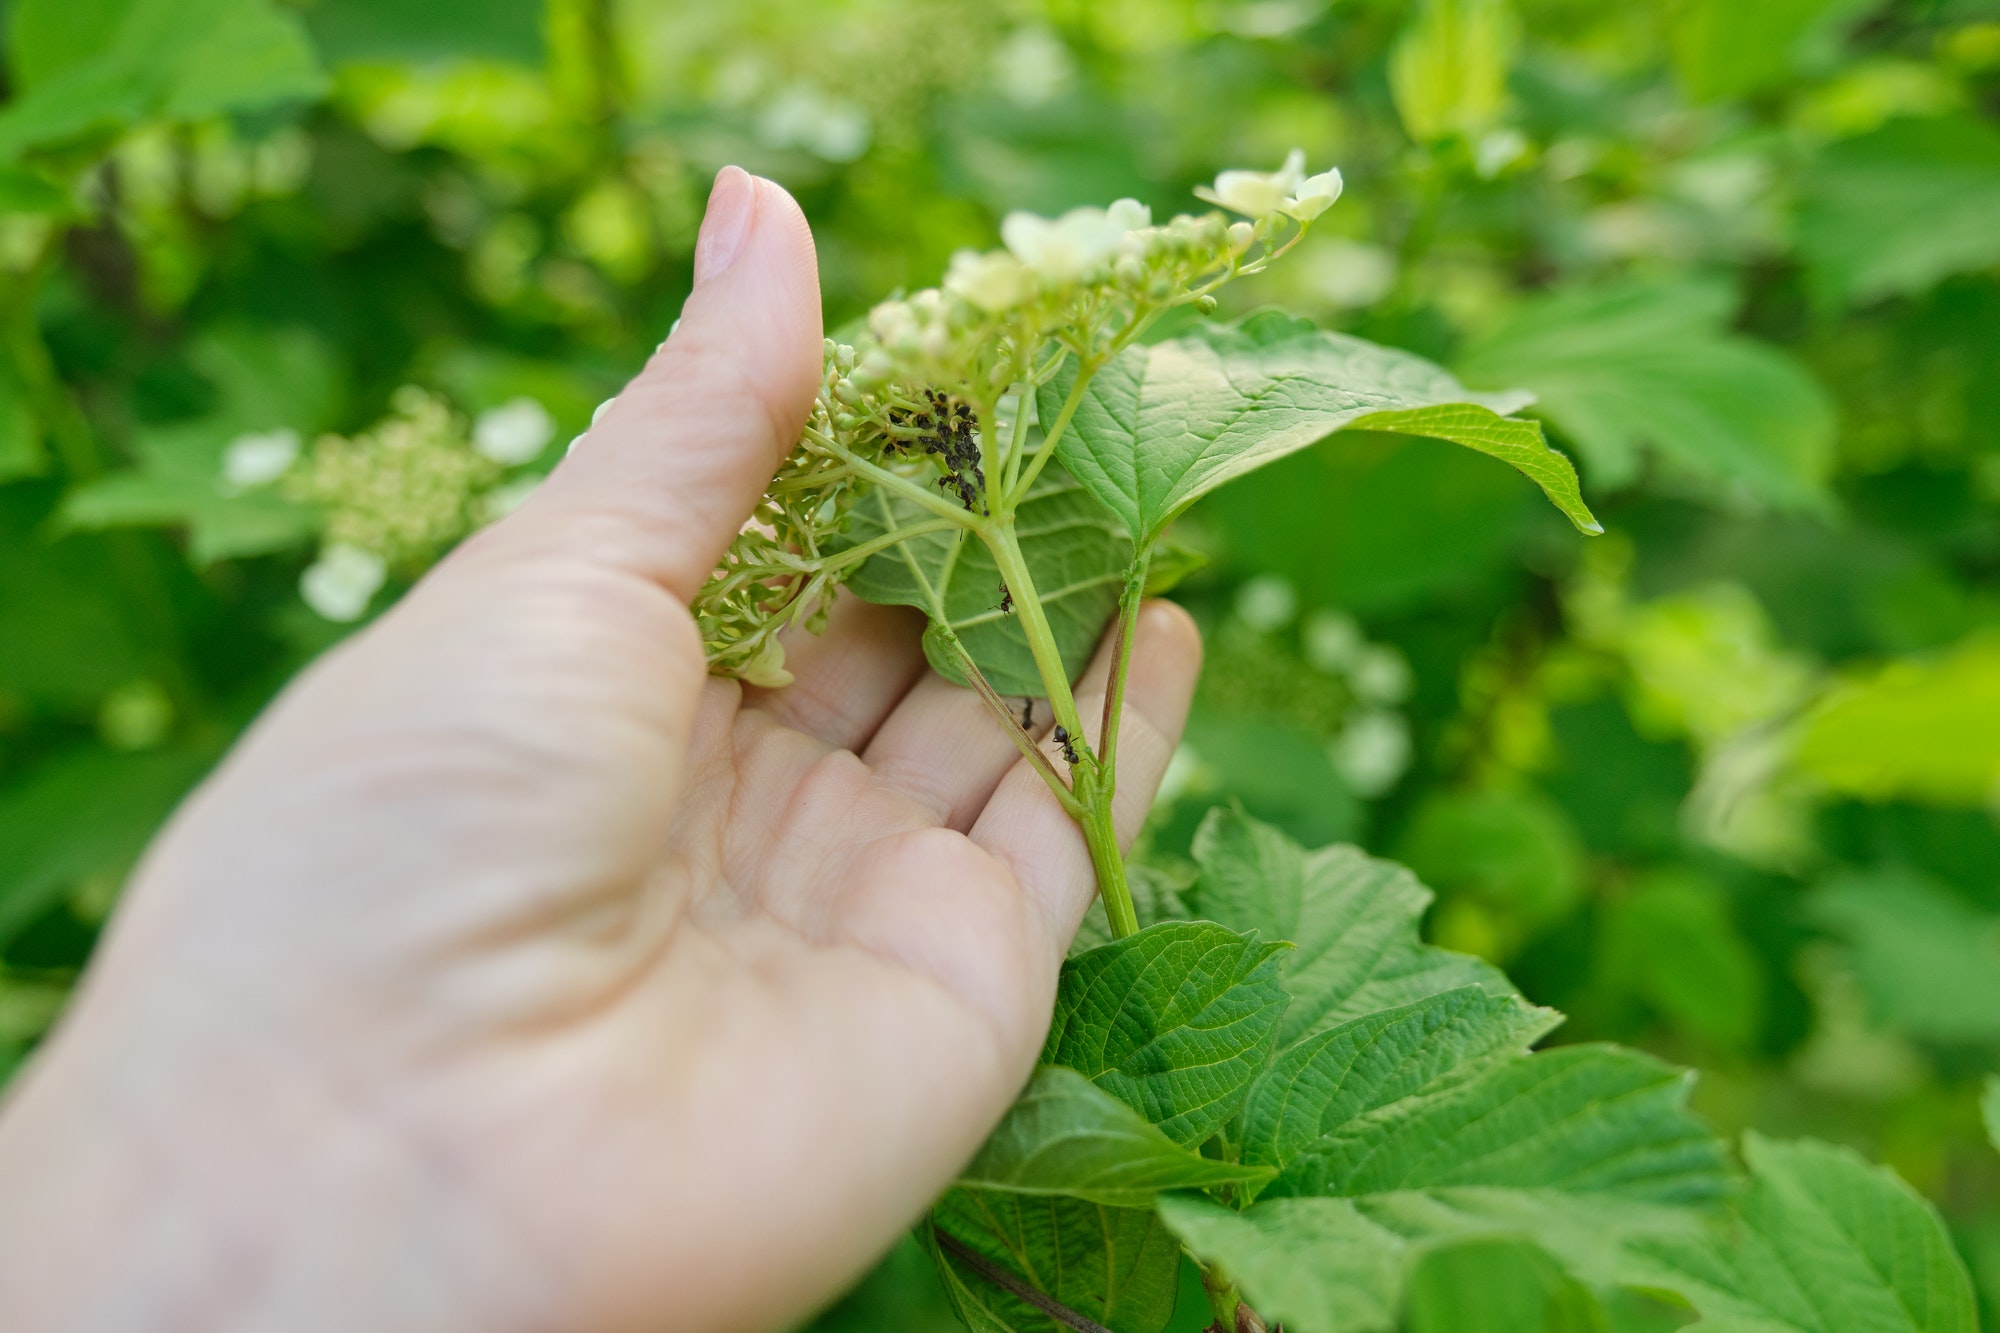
472, 397, 556, 465
300, 544, 387, 623
221, 428, 301, 489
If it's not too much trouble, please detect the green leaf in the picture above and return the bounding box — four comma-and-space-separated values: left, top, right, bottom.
1595, 869, 1764, 1053
1388, 0, 1518, 145
1043, 920, 1290, 1147
1, 503, 164, 711
59, 326, 335, 562
1982, 1078, 1998, 1154
0, 746, 211, 946
306, 0, 546, 65
844, 465, 1131, 697
1457, 280, 1835, 508
1798, 117, 2000, 308
1669, 0, 1840, 103
0, 366, 46, 483
1189, 806, 1513, 1045
0, 0, 325, 159
931, 1189, 1183, 1333
1353, 1187, 1712, 1289
1806, 871, 2000, 1045
1043, 311, 1596, 547
1164, 1185, 1724, 1332
1157, 1194, 1407, 1333
1404, 1236, 1612, 1333
1397, 787, 1588, 948
958, 1066, 1273, 1208
1312, 1044, 1728, 1204
1794, 633, 2000, 807
1243, 987, 1560, 1200
1627, 1134, 1977, 1333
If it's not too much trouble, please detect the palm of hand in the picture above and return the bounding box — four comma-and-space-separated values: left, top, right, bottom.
0, 170, 1198, 1333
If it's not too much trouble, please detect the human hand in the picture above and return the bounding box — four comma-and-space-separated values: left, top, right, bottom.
0, 168, 1201, 1333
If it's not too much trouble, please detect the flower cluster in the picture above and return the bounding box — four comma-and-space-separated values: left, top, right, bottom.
696, 154, 1343, 684
220, 389, 554, 622
692, 339, 896, 686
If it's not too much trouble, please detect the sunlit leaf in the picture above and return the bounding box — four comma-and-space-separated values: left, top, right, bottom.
1389, 0, 1518, 144
1305, 1044, 1727, 1204
1794, 633, 2000, 806
0, 0, 324, 157
958, 1066, 1273, 1207
1458, 280, 1835, 508
1798, 116, 2000, 307
1045, 312, 1596, 547
1243, 987, 1559, 1200
1189, 806, 1513, 1045
1807, 871, 2000, 1045
1670, 0, 1840, 102
1043, 920, 1290, 1146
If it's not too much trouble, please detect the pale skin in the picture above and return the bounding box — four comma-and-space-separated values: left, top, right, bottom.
0, 168, 1202, 1332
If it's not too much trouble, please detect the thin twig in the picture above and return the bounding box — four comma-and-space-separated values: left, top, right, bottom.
936, 1231, 1117, 1333
935, 628, 1082, 817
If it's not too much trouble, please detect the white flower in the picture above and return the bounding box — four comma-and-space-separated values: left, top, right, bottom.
1332, 710, 1410, 797
945, 249, 1034, 313
993, 25, 1075, 107
869, 298, 920, 350
1196, 149, 1306, 219
1106, 197, 1152, 231
480, 475, 542, 522
1001, 205, 1133, 282
300, 544, 387, 623
1303, 608, 1364, 673
220, 428, 300, 490
472, 397, 556, 465
1283, 167, 1344, 221
1351, 645, 1413, 705
1234, 573, 1299, 632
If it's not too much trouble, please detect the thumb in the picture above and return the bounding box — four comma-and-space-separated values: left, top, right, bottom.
479, 166, 823, 601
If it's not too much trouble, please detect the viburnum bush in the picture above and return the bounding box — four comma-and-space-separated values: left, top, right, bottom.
696, 164, 1979, 1333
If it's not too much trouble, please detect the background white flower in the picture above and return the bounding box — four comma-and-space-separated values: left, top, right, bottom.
220, 428, 301, 490
300, 543, 387, 622
473, 397, 556, 465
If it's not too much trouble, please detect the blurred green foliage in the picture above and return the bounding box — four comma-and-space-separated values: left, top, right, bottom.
1, 0, 1999, 1327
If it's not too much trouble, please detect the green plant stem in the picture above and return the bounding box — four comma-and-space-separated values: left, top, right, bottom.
1006, 359, 1094, 511
1197, 1256, 1244, 1332
814, 432, 987, 528
983, 523, 1086, 743
1075, 767, 1138, 937
1095, 553, 1150, 783
983, 513, 1140, 937
933, 625, 1081, 817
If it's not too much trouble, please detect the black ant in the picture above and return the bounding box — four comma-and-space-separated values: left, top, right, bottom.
1017, 698, 1035, 730
996, 582, 1013, 614
1052, 725, 1080, 765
